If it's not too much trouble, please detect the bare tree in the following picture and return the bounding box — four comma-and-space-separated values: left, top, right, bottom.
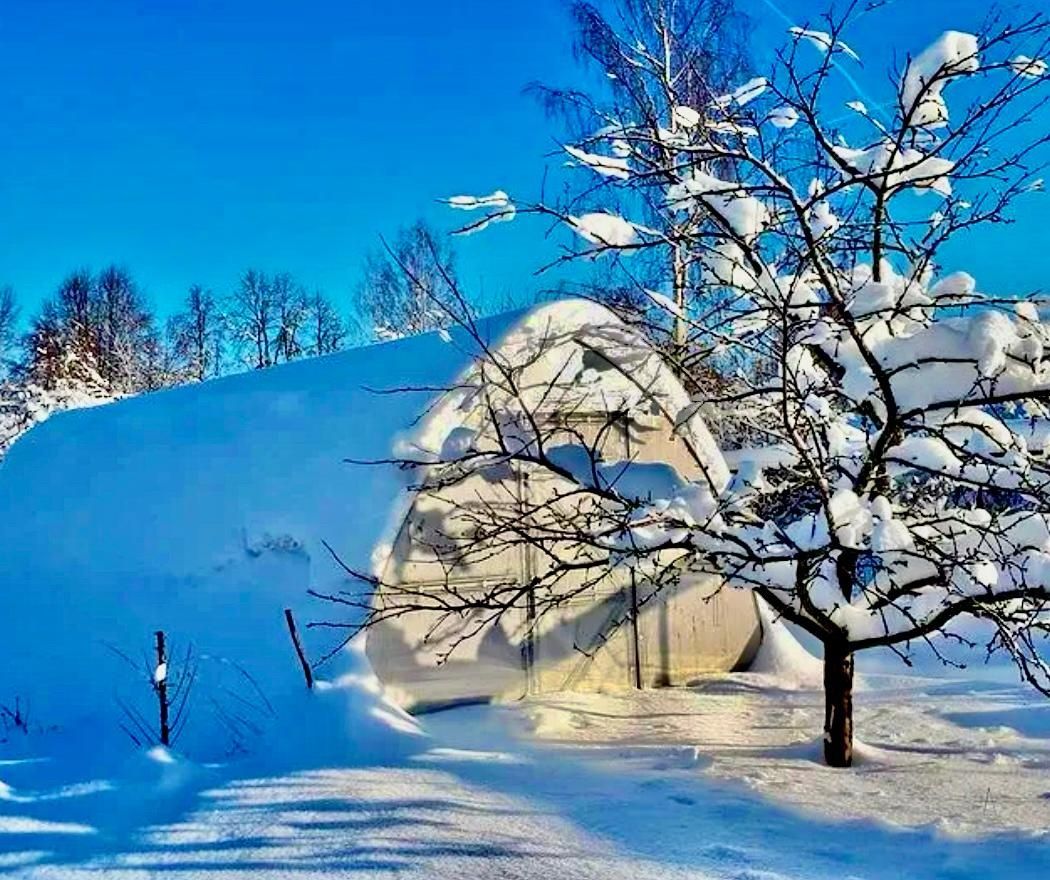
304, 289, 346, 356
109, 633, 197, 748
168, 285, 223, 381
271, 272, 309, 364
325, 5, 1050, 768
227, 270, 326, 367
0, 286, 18, 378
228, 269, 276, 369
356, 220, 459, 341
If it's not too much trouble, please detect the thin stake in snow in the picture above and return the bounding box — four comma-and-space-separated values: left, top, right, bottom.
284, 608, 314, 690
154, 630, 170, 746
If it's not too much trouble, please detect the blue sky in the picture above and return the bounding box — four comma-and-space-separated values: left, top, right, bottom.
0, 0, 1046, 322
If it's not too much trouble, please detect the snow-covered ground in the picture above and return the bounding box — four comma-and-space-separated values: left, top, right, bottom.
3, 669, 1049, 879
514, 674, 1050, 838
2, 311, 1048, 878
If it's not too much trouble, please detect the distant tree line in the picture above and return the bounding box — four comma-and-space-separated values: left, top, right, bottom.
0, 219, 466, 457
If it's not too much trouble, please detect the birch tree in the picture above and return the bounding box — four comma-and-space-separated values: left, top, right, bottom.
356, 220, 459, 341
531, 0, 750, 368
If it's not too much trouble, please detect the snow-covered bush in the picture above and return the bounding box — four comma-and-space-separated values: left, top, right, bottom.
0, 379, 112, 462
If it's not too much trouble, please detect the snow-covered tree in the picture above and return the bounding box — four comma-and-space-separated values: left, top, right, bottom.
93, 266, 160, 393
333, 4, 1050, 767
19, 268, 161, 395
530, 0, 750, 368
4, 269, 164, 458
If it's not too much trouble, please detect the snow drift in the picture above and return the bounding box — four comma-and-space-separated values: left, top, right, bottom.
0, 308, 552, 764
3, 300, 713, 766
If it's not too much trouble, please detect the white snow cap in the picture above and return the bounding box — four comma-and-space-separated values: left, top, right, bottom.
1010, 55, 1048, 79
673, 105, 702, 129
902, 31, 980, 129
446, 190, 513, 210
565, 145, 630, 180
716, 77, 769, 108
788, 27, 860, 62
768, 106, 800, 129
568, 212, 639, 248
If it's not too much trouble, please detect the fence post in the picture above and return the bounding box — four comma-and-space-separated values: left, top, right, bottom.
154, 630, 170, 746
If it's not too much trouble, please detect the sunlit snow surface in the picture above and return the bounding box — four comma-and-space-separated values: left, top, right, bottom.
3, 668, 1050, 879
2, 304, 1050, 876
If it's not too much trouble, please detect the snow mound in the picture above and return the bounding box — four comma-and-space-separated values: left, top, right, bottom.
749, 599, 824, 690
0, 311, 530, 768
0, 300, 661, 770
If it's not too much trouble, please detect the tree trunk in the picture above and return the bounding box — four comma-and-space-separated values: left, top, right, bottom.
823, 644, 854, 767
672, 243, 688, 368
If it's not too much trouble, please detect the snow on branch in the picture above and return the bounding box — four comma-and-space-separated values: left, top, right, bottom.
322, 1, 1050, 767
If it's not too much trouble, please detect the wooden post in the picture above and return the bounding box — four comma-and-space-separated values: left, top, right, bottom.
154, 630, 170, 746
629, 571, 643, 690
284, 608, 314, 689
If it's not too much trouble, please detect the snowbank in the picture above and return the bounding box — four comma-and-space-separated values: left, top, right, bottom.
0, 309, 535, 766
0, 300, 663, 768
748, 599, 824, 690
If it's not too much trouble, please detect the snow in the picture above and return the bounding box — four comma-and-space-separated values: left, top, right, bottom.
672, 105, 701, 128
643, 289, 686, 321
445, 191, 517, 234
446, 191, 512, 211
766, 105, 799, 129
667, 171, 768, 240
0, 299, 726, 768
715, 76, 768, 108
1010, 55, 1047, 80
0, 380, 113, 462
0, 309, 545, 767
518, 669, 1050, 842
568, 212, 639, 248
788, 27, 859, 62
833, 140, 955, 196
749, 600, 824, 690
564, 145, 630, 180
5, 664, 1050, 878
901, 31, 980, 128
